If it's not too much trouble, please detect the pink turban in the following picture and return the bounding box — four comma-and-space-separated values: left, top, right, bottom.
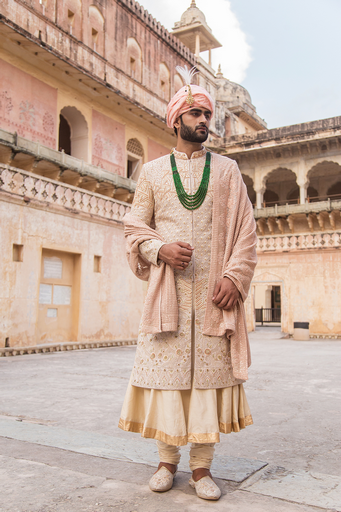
166, 85, 214, 129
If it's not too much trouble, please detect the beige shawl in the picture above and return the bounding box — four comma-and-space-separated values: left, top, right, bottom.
123, 156, 257, 380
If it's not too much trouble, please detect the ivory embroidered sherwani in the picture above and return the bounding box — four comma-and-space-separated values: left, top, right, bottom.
119, 148, 256, 445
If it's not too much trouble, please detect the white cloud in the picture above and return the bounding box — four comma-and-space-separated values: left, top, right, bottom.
139, 0, 252, 83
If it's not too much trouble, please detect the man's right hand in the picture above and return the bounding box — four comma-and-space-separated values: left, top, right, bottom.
158, 242, 194, 270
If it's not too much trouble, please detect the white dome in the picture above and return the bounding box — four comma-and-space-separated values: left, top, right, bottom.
180, 1, 207, 27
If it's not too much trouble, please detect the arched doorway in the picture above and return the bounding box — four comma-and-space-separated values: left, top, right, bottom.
263, 168, 298, 206
59, 106, 88, 161
307, 161, 341, 201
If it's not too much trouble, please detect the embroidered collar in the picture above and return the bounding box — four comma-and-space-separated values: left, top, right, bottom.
171, 147, 207, 160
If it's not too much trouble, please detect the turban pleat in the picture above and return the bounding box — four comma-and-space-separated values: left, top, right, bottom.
166, 85, 214, 129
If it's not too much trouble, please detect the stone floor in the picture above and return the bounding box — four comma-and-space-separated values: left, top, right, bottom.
0, 327, 340, 511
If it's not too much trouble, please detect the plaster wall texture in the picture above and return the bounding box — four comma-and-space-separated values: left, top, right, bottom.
92, 110, 126, 175
253, 249, 341, 335
147, 138, 170, 162
0, 0, 193, 116
0, 49, 173, 174
0, 58, 57, 148
0, 199, 145, 348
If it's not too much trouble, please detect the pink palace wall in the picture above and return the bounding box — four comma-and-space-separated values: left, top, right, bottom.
148, 138, 170, 162
92, 109, 125, 176
0, 59, 57, 148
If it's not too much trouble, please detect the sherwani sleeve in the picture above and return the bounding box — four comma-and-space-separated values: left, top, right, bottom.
130, 164, 165, 266
223, 165, 257, 301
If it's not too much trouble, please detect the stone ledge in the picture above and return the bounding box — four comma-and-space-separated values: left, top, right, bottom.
286, 333, 341, 340
308, 334, 341, 340
257, 231, 341, 252
0, 339, 137, 357
0, 165, 131, 223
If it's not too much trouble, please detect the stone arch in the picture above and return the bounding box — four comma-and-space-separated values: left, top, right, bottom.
159, 63, 170, 101
263, 189, 279, 205
59, 106, 88, 161
307, 185, 319, 202
287, 184, 300, 203
327, 181, 341, 200
263, 168, 298, 206
127, 37, 142, 82
126, 137, 144, 180
242, 174, 256, 205
174, 73, 183, 94
307, 161, 341, 200
89, 5, 104, 54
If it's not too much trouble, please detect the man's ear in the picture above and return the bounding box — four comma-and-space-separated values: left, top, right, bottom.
174, 116, 181, 130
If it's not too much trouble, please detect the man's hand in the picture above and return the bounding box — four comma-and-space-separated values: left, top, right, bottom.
158, 242, 194, 270
212, 277, 240, 310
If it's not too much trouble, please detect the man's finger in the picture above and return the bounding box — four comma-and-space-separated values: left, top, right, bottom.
212, 281, 221, 301
179, 248, 193, 256
177, 241, 194, 250
213, 288, 228, 304
216, 295, 229, 309
176, 256, 191, 263
224, 296, 238, 310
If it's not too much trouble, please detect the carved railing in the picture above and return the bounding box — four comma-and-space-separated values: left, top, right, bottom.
254, 199, 341, 218
0, 165, 131, 222
257, 232, 341, 252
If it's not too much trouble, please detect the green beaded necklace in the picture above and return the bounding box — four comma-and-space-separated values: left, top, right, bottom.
170, 151, 211, 211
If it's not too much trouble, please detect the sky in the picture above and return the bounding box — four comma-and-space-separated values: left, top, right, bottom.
139, 0, 341, 129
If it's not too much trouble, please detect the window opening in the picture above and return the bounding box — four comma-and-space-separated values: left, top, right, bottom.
58, 114, 71, 155
68, 10, 75, 35
13, 244, 23, 262
92, 28, 98, 52
94, 255, 101, 273
130, 57, 136, 78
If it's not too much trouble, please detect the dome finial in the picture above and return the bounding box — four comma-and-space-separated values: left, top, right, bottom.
190, 0, 196, 6
216, 64, 223, 78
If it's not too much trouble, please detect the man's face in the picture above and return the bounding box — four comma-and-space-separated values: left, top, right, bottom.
176, 108, 211, 143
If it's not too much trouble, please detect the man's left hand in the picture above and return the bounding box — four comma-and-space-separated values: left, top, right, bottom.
212, 278, 240, 310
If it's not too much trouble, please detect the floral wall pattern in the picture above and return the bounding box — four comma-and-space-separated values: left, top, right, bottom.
92, 110, 125, 176
0, 59, 57, 148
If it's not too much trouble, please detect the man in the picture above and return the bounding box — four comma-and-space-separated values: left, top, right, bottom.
119, 66, 257, 501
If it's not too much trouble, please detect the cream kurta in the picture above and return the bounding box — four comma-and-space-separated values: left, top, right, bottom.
129, 148, 243, 390
119, 148, 253, 444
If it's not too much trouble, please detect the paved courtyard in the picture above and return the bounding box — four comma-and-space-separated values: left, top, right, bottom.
0, 327, 340, 511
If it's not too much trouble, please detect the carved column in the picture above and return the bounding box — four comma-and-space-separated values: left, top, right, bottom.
299, 184, 307, 204
255, 187, 265, 209
195, 33, 200, 57
297, 159, 308, 204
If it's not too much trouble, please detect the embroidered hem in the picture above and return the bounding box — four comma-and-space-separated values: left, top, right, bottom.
118, 416, 253, 446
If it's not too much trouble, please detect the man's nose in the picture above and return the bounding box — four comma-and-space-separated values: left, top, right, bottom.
198, 113, 208, 124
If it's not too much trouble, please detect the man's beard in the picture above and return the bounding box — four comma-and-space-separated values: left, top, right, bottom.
180, 119, 209, 143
